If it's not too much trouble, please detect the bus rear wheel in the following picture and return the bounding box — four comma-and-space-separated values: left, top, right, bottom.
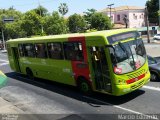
26, 68, 34, 80
77, 78, 92, 95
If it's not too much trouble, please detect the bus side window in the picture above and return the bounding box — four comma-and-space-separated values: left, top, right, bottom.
47, 42, 63, 59
24, 44, 35, 57
18, 44, 24, 57
35, 43, 47, 58
63, 42, 84, 61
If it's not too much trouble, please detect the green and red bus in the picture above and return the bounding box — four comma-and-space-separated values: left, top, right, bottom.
6, 29, 150, 96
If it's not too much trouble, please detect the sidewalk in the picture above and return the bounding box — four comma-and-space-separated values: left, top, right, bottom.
0, 97, 23, 114
0, 97, 39, 120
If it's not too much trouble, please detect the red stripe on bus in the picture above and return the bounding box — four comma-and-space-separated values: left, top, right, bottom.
126, 73, 145, 84
68, 37, 90, 82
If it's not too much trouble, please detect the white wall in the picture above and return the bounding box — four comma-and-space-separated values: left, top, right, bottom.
128, 10, 145, 28
102, 9, 145, 28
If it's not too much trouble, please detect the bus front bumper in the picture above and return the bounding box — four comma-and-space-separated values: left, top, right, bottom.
0, 71, 7, 88
113, 73, 150, 96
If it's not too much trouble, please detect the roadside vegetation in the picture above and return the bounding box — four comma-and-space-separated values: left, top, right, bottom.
0, 3, 112, 41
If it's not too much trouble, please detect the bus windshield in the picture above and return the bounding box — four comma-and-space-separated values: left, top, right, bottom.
109, 38, 146, 74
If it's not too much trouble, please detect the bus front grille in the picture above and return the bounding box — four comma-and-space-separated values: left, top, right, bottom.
127, 69, 145, 79
131, 80, 144, 90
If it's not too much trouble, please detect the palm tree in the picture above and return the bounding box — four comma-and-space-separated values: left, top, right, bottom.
58, 3, 68, 16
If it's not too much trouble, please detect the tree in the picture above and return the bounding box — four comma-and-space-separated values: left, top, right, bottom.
68, 14, 87, 33
90, 12, 112, 30
43, 11, 68, 35
5, 21, 26, 39
83, 9, 96, 22
21, 10, 42, 36
33, 5, 48, 17
58, 3, 68, 16
0, 8, 23, 40
83, 9, 97, 30
146, 0, 159, 24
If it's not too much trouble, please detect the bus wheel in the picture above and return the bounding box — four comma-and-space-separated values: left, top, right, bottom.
77, 78, 92, 95
26, 68, 34, 80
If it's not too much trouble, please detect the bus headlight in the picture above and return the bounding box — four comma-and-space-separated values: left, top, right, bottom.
118, 79, 126, 85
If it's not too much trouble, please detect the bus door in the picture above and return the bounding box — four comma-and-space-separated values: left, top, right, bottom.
11, 47, 21, 72
68, 37, 90, 86
89, 46, 112, 93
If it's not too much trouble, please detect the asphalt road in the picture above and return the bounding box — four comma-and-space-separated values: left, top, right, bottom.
1, 46, 160, 120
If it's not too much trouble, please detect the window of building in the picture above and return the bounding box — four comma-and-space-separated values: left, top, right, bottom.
24, 44, 34, 57
35, 43, 47, 58
141, 14, 144, 19
18, 44, 24, 57
63, 42, 84, 61
133, 14, 137, 20
47, 42, 63, 59
117, 15, 120, 21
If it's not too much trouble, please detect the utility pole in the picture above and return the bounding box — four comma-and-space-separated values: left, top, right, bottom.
145, 6, 150, 43
1, 28, 5, 50
1, 17, 14, 50
107, 4, 114, 21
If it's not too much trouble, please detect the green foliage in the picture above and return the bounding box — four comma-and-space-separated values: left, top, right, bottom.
0, 8, 23, 40
33, 5, 48, 17
68, 14, 87, 33
58, 3, 68, 16
21, 10, 42, 36
5, 21, 26, 39
146, 0, 159, 24
0, 5, 113, 40
90, 12, 112, 30
43, 11, 68, 35
0, 8, 22, 29
83, 9, 97, 23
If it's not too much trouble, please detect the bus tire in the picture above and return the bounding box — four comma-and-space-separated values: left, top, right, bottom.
77, 77, 92, 95
26, 68, 34, 80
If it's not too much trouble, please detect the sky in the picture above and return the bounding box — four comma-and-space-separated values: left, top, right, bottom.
0, 0, 148, 16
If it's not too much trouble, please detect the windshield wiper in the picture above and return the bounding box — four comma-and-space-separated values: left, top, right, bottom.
118, 42, 136, 70
118, 42, 129, 59
127, 42, 136, 70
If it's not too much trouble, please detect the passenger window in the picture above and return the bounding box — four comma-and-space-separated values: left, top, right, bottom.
24, 44, 34, 57
47, 42, 63, 59
63, 42, 84, 61
35, 43, 47, 58
18, 44, 24, 57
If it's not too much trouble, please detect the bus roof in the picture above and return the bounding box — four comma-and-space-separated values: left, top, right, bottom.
7, 28, 137, 43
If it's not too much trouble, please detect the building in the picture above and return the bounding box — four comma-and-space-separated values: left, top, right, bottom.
100, 6, 145, 29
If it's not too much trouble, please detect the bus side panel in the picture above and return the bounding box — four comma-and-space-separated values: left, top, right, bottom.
20, 58, 76, 86
45, 59, 76, 86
